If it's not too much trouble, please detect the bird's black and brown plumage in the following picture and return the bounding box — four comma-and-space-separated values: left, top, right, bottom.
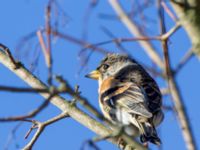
86, 54, 164, 145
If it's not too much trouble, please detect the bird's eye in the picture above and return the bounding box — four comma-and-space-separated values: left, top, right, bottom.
102, 64, 109, 70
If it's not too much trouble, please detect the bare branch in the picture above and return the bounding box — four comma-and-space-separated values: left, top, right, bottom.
161, 21, 181, 40
45, 1, 53, 85
4, 123, 22, 150
0, 95, 53, 122
109, 0, 164, 69
0, 44, 146, 150
158, 2, 197, 150
89, 22, 180, 50
174, 48, 194, 74
161, 1, 177, 22
170, 0, 200, 58
51, 30, 110, 55
100, 26, 130, 54
23, 112, 68, 150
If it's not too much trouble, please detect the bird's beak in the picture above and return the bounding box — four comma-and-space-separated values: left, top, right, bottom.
85, 70, 100, 80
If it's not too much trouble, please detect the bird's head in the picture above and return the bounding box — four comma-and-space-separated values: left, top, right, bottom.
85, 53, 135, 83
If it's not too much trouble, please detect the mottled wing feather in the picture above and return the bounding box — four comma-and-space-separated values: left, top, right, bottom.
116, 83, 152, 118
113, 64, 162, 113
103, 82, 132, 101
141, 78, 162, 112
124, 85, 145, 103
101, 79, 152, 118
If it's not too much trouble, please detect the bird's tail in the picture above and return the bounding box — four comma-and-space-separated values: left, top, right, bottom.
139, 122, 161, 145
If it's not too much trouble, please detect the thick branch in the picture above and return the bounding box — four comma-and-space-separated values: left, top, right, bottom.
0, 46, 145, 150
168, 77, 197, 150
170, 0, 200, 58
158, 3, 197, 150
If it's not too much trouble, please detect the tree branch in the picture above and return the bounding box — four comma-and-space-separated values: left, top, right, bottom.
157, 2, 197, 150
0, 44, 146, 150
109, 0, 164, 69
23, 112, 68, 150
170, 0, 200, 58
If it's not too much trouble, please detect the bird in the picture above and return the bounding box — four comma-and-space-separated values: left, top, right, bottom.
85, 53, 164, 146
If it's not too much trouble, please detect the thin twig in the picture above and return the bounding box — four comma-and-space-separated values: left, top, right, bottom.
161, 1, 177, 22
24, 123, 38, 139
82, 0, 98, 40
174, 48, 194, 74
100, 26, 130, 54
4, 123, 22, 150
51, 30, 110, 55
0, 95, 54, 122
23, 112, 69, 150
157, 1, 197, 150
92, 36, 161, 47
92, 22, 180, 47
109, 0, 164, 69
0, 85, 49, 93
45, 1, 53, 85
37, 30, 49, 67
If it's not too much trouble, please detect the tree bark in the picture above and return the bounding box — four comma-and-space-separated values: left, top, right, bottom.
0, 48, 145, 150
171, 0, 200, 58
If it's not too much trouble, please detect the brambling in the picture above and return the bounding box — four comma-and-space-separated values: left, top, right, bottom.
86, 54, 164, 145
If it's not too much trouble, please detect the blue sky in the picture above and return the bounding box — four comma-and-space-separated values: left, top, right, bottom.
0, 0, 200, 150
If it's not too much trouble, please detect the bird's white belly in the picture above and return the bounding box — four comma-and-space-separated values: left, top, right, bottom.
116, 107, 139, 136
98, 99, 139, 136
116, 107, 132, 125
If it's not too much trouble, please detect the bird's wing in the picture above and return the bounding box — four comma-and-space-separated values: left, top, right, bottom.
140, 78, 162, 113
116, 82, 152, 118
100, 77, 152, 118
114, 64, 162, 113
